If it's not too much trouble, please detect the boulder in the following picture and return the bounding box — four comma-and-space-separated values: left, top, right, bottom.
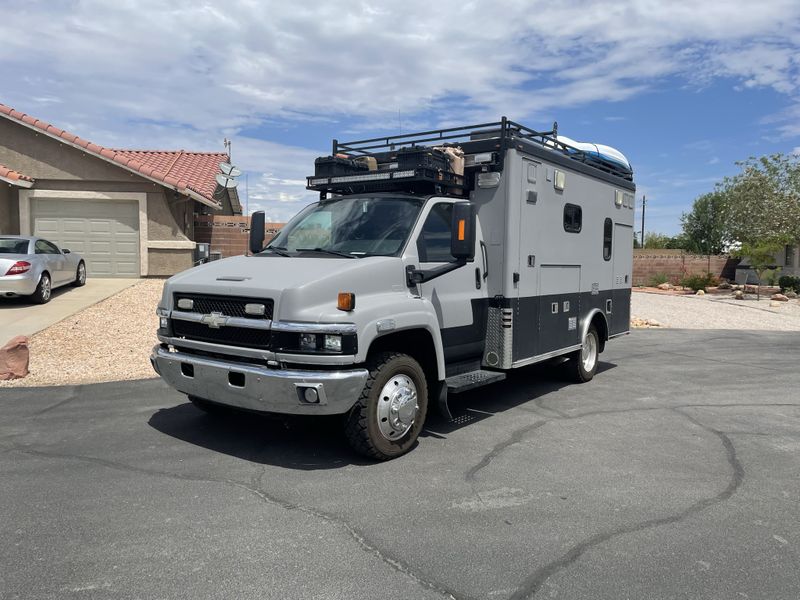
656, 282, 671, 290
771, 293, 789, 302
770, 301, 781, 307
717, 281, 732, 290
0, 336, 29, 380
734, 290, 745, 299
696, 289, 705, 296
785, 290, 798, 299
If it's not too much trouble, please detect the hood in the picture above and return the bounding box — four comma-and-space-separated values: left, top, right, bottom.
163, 254, 406, 322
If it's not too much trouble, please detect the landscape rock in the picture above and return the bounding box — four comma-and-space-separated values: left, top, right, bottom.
734, 290, 745, 299
770, 301, 781, 307
696, 289, 705, 296
0, 336, 29, 380
717, 281, 732, 290
657, 283, 671, 290
771, 293, 789, 302
785, 290, 798, 299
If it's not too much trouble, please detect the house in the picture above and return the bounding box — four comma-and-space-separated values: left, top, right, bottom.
0, 103, 241, 277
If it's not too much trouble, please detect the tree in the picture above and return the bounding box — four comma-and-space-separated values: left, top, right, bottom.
680, 191, 728, 254
718, 154, 800, 247
735, 241, 784, 300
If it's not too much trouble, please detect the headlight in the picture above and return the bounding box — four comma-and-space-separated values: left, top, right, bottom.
156, 307, 170, 317
159, 316, 169, 328
323, 335, 342, 352
299, 333, 317, 351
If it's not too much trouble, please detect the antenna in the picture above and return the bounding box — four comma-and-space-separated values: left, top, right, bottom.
223, 137, 232, 160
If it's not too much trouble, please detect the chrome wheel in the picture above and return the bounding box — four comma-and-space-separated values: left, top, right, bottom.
41, 275, 51, 302
77, 263, 86, 285
376, 374, 419, 440
581, 330, 597, 372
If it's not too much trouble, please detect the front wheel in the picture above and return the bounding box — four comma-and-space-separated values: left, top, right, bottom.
345, 352, 428, 460
566, 325, 599, 383
72, 261, 87, 287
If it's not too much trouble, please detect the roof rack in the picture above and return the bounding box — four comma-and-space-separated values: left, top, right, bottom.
307, 117, 632, 197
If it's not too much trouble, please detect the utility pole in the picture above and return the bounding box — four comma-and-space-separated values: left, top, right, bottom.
640, 194, 646, 248
245, 173, 249, 216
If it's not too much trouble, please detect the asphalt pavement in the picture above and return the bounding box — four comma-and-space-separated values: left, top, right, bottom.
1, 329, 798, 599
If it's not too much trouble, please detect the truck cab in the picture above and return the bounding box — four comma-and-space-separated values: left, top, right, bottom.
152, 118, 635, 460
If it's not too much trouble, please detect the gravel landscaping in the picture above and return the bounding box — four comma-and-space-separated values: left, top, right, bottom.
3, 280, 800, 388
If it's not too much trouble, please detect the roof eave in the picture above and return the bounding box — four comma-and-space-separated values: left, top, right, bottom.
0, 112, 221, 209
0, 175, 33, 188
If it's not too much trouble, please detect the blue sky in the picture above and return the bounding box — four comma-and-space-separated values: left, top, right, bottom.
2, 1, 800, 235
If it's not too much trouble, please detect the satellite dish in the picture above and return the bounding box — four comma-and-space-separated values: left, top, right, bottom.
216, 173, 238, 189
219, 162, 242, 178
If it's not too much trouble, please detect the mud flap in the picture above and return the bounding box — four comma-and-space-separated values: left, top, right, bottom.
434, 380, 453, 421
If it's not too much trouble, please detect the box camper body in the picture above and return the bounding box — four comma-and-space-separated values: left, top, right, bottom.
151, 119, 635, 459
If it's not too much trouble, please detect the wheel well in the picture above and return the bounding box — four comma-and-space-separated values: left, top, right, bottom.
367, 329, 439, 388
591, 312, 609, 353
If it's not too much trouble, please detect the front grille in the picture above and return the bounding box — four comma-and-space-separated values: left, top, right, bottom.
173, 293, 274, 320
172, 319, 272, 349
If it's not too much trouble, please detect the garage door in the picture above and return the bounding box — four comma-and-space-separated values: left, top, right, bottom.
31, 198, 140, 277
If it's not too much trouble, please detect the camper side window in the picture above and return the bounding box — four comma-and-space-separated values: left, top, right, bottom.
417, 203, 454, 262
563, 204, 582, 233
603, 218, 613, 260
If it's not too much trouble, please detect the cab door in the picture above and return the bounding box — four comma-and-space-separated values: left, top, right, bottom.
409, 201, 489, 364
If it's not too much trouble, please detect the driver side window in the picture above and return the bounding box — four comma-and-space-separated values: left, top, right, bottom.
417, 203, 453, 263
35, 240, 59, 255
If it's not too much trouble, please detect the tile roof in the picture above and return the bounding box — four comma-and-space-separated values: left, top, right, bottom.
0, 163, 34, 187
0, 103, 226, 208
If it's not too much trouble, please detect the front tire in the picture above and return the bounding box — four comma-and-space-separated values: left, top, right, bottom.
31, 272, 52, 304
72, 261, 87, 287
567, 325, 599, 383
345, 352, 428, 460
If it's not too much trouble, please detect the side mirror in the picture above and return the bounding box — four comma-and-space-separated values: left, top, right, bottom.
62, 248, 71, 254
450, 202, 476, 261
249, 211, 265, 254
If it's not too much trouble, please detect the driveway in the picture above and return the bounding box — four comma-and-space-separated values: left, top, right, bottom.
1, 329, 798, 599
0, 278, 138, 343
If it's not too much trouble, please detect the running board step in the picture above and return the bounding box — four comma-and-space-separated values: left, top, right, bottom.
446, 370, 506, 394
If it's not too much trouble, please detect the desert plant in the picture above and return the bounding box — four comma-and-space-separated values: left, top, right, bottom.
778, 274, 800, 293
681, 272, 716, 291
761, 268, 782, 286
649, 272, 670, 286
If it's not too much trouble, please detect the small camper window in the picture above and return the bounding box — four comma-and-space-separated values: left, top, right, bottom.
563, 204, 582, 233
603, 218, 613, 260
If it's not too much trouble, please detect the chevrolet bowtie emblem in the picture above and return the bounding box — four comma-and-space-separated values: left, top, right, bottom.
201, 312, 228, 329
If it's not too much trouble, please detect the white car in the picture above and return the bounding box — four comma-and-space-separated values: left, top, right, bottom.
0, 236, 87, 304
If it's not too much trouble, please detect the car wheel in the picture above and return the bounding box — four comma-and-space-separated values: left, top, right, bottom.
566, 324, 599, 383
344, 352, 428, 460
72, 261, 87, 287
31, 272, 52, 304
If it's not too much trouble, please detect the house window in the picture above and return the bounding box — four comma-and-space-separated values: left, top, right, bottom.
563, 203, 582, 233
603, 218, 613, 260
785, 245, 795, 267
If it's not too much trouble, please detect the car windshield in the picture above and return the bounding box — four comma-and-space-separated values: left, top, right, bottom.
264, 196, 424, 257
0, 238, 29, 254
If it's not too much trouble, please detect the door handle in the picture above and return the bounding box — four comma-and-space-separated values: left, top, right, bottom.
480, 241, 488, 280
475, 268, 481, 289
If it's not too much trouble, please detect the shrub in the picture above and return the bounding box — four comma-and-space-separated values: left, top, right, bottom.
778, 275, 800, 293
681, 272, 716, 291
762, 268, 782, 286
649, 272, 670, 286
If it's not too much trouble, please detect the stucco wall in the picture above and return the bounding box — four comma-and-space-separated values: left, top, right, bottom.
0, 185, 14, 233
147, 248, 193, 276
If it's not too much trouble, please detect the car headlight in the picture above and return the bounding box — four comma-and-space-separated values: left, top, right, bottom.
323, 334, 342, 352
299, 333, 317, 351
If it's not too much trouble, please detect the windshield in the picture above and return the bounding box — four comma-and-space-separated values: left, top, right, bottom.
0, 238, 29, 254
264, 196, 424, 257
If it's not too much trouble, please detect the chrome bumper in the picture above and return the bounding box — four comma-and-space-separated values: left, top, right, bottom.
151, 345, 368, 415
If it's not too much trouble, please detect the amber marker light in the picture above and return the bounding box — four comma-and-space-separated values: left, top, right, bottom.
457, 219, 466, 241
337, 292, 356, 311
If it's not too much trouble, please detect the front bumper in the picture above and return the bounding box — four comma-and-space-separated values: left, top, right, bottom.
0, 274, 38, 296
151, 344, 368, 415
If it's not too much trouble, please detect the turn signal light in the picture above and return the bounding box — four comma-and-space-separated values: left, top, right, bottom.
337, 292, 355, 311
5, 261, 31, 275
457, 219, 466, 241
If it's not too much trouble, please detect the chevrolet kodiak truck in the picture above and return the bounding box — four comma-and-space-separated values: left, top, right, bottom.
152, 118, 635, 460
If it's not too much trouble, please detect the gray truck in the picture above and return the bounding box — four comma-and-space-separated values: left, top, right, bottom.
151, 118, 635, 460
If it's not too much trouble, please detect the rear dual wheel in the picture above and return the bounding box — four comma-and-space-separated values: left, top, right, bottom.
345, 352, 428, 460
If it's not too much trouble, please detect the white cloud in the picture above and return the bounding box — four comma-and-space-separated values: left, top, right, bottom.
1, 0, 800, 220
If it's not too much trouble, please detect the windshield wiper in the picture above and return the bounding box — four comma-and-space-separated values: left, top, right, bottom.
296, 248, 358, 259
262, 246, 291, 257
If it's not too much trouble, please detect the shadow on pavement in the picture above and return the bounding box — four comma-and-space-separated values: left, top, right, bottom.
147, 359, 616, 470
